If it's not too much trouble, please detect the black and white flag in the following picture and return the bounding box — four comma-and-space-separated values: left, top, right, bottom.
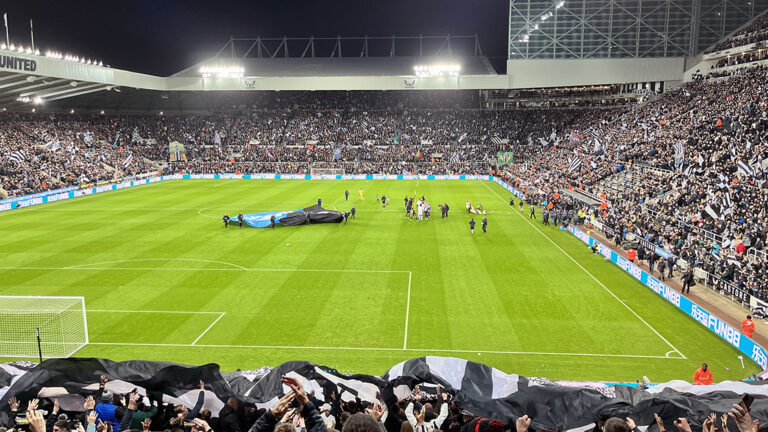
568, 155, 582, 173
673, 142, 685, 162
9, 150, 27, 165
593, 138, 603, 155
122, 153, 133, 168
704, 204, 723, 220
737, 159, 755, 177
47, 139, 61, 152
722, 192, 733, 209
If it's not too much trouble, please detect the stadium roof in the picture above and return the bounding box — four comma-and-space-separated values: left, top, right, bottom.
173, 56, 497, 78
0, 67, 111, 109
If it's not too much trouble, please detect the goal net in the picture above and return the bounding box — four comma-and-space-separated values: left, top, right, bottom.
312, 168, 345, 176
0, 296, 88, 359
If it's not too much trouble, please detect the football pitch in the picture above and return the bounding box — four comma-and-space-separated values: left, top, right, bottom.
0, 179, 759, 382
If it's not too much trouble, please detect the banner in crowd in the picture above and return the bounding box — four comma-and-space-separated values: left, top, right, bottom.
3, 357, 768, 432
706, 273, 752, 304
568, 226, 768, 370
496, 152, 514, 164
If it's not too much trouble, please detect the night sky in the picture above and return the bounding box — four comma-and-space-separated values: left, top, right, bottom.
3, 0, 509, 76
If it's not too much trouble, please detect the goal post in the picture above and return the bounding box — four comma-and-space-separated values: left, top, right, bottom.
0, 296, 88, 360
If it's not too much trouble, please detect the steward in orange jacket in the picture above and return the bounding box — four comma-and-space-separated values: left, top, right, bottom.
627, 249, 637, 262
742, 315, 755, 338
693, 363, 713, 385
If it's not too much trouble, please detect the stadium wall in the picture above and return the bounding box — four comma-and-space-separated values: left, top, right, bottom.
5, 174, 764, 369
506, 57, 685, 88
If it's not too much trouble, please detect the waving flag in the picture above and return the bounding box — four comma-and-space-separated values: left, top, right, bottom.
737, 159, 755, 177
568, 155, 582, 173
9, 150, 27, 165
673, 142, 685, 162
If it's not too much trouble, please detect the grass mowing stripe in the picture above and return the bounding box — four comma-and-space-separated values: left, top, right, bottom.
482, 180, 686, 359
0, 180, 758, 380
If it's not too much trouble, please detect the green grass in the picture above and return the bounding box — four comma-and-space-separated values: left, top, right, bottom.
0, 179, 759, 382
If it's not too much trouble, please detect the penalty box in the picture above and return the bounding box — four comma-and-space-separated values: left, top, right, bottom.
82, 268, 412, 349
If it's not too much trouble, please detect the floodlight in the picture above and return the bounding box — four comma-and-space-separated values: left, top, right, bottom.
199, 64, 245, 78
413, 63, 461, 77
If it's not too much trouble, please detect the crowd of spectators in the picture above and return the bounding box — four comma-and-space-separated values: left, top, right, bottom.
705, 11, 768, 53
0, 104, 584, 197
0, 375, 759, 432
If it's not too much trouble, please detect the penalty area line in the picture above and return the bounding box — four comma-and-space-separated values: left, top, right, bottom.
403, 271, 412, 350
480, 180, 687, 360
88, 309, 224, 315
191, 312, 226, 345
83, 341, 683, 360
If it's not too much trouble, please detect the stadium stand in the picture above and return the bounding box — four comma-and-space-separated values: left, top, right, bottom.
6, 4, 768, 429
0, 358, 764, 432
705, 10, 768, 54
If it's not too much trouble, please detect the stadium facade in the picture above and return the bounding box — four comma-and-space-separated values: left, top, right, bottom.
0, 0, 768, 112
0, 1, 762, 113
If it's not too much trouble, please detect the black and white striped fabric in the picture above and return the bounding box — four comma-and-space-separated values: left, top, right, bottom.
122, 153, 133, 168
4, 357, 768, 432
9, 150, 27, 165
737, 159, 755, 177
568, 155, 582, 173
673, 142, 685, 162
